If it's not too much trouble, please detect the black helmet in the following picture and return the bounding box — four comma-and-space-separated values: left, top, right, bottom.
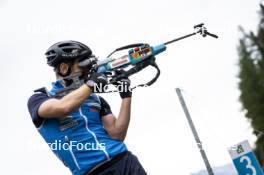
45, 40, 93, 67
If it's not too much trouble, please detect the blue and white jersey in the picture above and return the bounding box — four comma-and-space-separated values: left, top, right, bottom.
27, 80, 127, 175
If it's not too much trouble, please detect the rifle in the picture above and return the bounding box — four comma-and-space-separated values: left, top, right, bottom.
55, 23, 218, 97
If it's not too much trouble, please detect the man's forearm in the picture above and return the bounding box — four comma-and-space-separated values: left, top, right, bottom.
58, 72, 108, 116
39, 84, 93, 118
114, 97, 131, 139
59, 85, 92, 114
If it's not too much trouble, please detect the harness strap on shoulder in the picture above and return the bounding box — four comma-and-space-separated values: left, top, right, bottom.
34, 87, 50, 97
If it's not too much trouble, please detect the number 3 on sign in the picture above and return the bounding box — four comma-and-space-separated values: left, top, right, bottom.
240, 155, 257, 175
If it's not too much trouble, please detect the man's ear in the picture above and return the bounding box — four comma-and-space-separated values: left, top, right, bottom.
58, 63, 69, 76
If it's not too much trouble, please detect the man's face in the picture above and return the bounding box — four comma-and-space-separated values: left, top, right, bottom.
71, 59, 90, 77
58, 58, 92, 80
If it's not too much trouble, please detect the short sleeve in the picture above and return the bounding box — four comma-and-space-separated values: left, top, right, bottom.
99, 96, 112, 117
27, 93, 50, 127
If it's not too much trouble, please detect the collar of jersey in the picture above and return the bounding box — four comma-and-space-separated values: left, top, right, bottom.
49, 80, 65, 96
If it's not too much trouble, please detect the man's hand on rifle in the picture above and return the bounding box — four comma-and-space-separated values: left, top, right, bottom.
86, 73, 108, 92
114, 75, 132, 99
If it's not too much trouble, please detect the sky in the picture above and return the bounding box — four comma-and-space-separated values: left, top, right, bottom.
0, 0, 262, 174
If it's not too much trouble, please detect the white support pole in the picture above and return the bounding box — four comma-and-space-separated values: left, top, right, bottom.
175, 88, 214, 175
